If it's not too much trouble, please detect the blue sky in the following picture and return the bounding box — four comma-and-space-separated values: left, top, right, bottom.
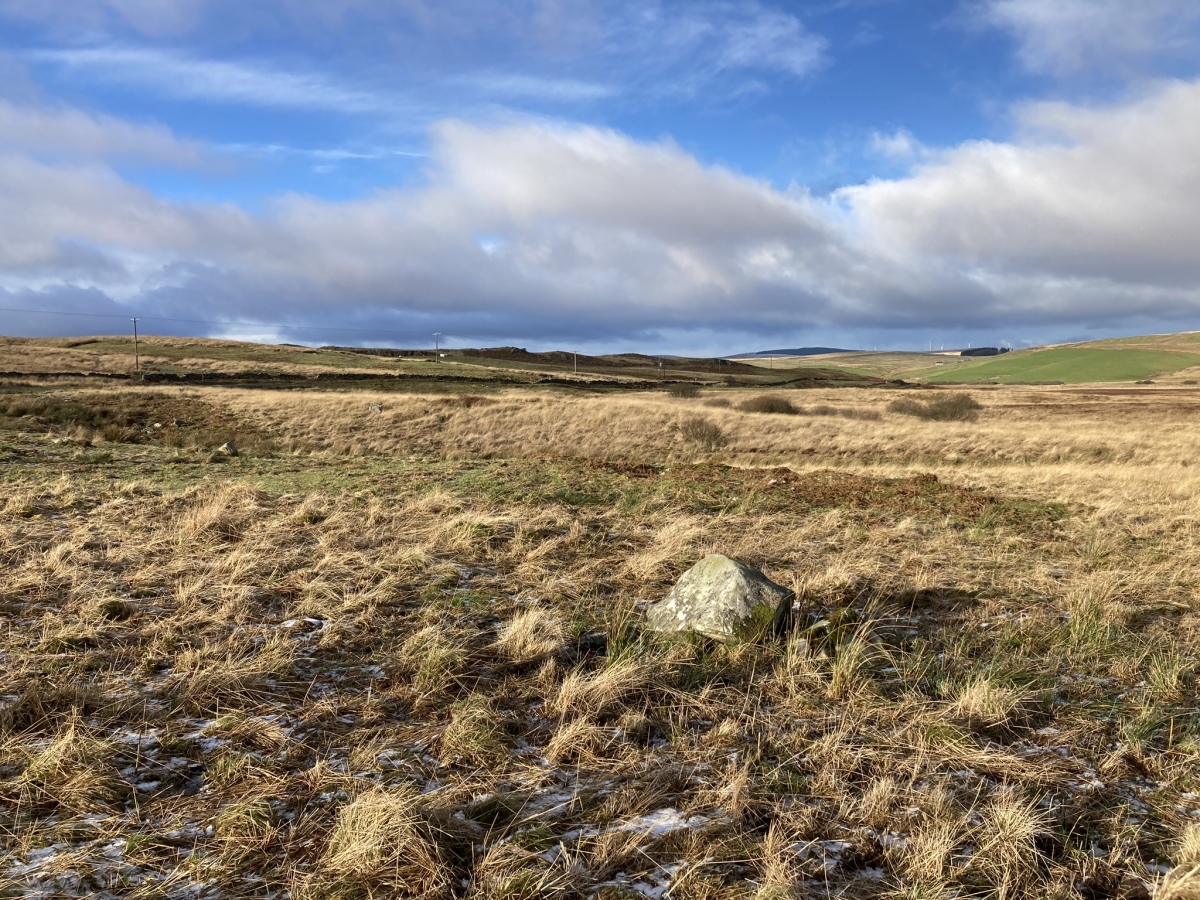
3, 0, 1200, 354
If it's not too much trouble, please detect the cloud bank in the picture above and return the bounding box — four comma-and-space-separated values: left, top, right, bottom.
4, 74, 1200, 346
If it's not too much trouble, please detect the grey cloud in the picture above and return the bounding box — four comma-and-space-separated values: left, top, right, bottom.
0, 285, 145, 339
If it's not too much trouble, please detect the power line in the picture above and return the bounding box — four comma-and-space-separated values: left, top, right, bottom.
0, 305, 431, 336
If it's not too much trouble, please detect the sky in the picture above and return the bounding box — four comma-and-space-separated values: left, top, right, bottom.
3, 0, 1200, 354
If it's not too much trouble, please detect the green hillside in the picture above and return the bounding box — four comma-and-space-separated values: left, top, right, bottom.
914, 347, 1200, 384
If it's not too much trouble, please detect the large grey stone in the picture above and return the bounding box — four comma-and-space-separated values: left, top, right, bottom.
645, 554, 793, 641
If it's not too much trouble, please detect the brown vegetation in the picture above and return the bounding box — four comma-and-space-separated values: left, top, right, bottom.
2, 377, 1200, 897
888, 391, 984, 422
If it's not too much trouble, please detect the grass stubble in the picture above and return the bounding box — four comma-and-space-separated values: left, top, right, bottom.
2, 379, 1200, 898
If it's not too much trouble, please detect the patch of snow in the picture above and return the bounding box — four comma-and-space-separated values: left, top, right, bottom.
596, 864, 680, 899
881, 833, 907, 852
791, 839, 855, 873
613, 807, 713, 837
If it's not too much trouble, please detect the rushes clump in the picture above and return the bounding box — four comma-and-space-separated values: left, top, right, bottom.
677, 414, 728, 450
739, 395, 797, 415
888, 392, 983, 421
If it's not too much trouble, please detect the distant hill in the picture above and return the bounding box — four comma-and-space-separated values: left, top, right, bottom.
727, 347, 852, 359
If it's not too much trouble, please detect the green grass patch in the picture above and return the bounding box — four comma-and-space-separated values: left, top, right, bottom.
919, 348, 1200, 384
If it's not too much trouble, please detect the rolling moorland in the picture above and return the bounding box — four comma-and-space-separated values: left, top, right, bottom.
0, 336, 881, 389
4, 334, 1200, 898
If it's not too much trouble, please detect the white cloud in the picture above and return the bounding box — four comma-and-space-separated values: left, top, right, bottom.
32, 46, 387, 112
713, 6, 826, 78
978, 0, 1200, 75
0, 99, 205, 165
15, 2, 826, 113
0, 117, 866, 336
0, 0, 209, 37
0, 153, 251, 276
841, 79, 1200, 289
869, 129, 922, 160
456, 73, 617, 103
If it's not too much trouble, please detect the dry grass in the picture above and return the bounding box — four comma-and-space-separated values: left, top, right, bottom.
3, 377, 1200, 897
496, 607, 565, 664
309, 785, 449, 898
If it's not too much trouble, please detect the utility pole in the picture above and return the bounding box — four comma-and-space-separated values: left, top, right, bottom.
573, 351, 577, 375
131, 318, 140, 374
433, 332, 441, 361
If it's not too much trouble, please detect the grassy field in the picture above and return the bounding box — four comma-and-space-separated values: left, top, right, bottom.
915, 348, 1200, 385
4, 355, 1200, 897
736, 333, 1200, 386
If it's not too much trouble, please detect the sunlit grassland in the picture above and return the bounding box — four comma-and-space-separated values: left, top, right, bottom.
917, 347, 1200, 384
742, 332, 1200, 386
4, 377, 1200, 898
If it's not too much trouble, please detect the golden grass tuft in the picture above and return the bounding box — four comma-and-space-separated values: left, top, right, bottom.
944, 676, 1027, 731
971, 792, 1049, 898
3, 719, 129, 814
495, 607, 564, 664
168, 635, 297, 714
306, 785, 449, 898
548, 657, 657, 720
439, 698, 510, 767
396, 625, 468, 695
